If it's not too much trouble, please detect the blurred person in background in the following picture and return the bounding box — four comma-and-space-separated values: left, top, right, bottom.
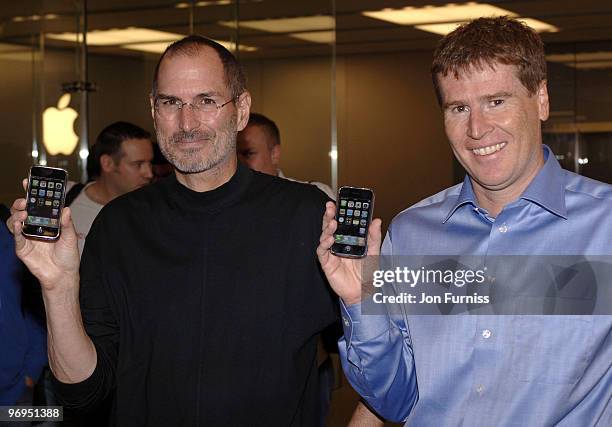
68, 121, 153, 256
237, 112, 335, 200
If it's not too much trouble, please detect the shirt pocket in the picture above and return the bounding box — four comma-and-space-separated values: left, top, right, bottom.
511, 316, 595, 385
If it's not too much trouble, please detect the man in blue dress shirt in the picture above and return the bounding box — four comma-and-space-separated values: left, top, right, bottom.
317, 16, 612, 426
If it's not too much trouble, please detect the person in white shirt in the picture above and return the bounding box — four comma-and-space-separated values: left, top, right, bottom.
71, 121, 154, 255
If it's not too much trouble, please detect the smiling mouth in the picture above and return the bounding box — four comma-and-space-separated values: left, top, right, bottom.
472, 142, 507, 156
177, 138, 208, 145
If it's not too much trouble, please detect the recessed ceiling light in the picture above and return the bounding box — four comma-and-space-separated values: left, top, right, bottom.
46, 27, 257, 54
517, 18, 558, 33
12, 14, 58, 22
46, 28, 185, 45
363, 3, 515, 26
219, 16, 334, 33
363, 3, 558, 35
414, 23, 462, 36
122, 39, 257, 54
289, 31, 335, 44
176, 0, 230, 8
196, 0, 231, 6
121, 42, 178, 53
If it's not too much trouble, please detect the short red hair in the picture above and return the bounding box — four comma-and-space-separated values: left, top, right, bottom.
431, 16, 547, 104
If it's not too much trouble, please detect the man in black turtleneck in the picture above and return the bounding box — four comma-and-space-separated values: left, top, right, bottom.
7, 36, 337, 426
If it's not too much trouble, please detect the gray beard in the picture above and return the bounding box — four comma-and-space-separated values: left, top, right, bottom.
157, 123, 237, 175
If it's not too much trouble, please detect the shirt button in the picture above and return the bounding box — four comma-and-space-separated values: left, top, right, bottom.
498, 223, 508, 233
343, 317, 350, 327
476, 384, 485, 394
482, 329, 492, 339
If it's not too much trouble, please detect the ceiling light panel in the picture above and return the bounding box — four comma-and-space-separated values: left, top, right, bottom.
518, 18, 558, 33
289, 31, 335, 44
363, 3, 517, 26
363, 3, 558, 35
46, 28, 184, 45
122, 39, 257, 54
219, 16, 334, 33
414, 23, 462, 35
175, 0, 230, 8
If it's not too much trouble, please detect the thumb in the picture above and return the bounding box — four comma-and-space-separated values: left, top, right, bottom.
59, 207, 78, 244
366, 218, 383, 256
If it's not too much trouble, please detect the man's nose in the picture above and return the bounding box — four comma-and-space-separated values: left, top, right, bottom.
178, 104, 201, 132
467, 108, 493, 140
143, 162, 153, 181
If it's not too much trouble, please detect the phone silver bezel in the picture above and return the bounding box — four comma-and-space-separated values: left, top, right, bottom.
22, 165, 68, 241
331, 185, 375, 259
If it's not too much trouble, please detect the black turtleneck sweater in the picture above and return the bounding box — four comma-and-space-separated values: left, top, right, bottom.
53, 165, 338, 426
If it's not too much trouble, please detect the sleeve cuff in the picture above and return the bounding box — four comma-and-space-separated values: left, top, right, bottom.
340, 299, 391, 346
51, 363, 103, 407
50, 345, 112, 412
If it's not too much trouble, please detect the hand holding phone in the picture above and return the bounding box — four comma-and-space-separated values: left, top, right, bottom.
7, 176, 95, 385
316, 188, 382, 306
6, 171, 80, 291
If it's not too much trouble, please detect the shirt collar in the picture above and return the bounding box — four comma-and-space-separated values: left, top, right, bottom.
443, 175, 477, 223
444, 145, 567, 223
520, 145, 567, 219
166, 162, 253, 213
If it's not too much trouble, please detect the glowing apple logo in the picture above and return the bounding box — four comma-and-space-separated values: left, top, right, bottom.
43, 93, 79, 155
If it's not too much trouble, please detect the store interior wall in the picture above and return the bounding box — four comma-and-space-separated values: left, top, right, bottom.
244, 56, 333, 188
337, 50, 453, 226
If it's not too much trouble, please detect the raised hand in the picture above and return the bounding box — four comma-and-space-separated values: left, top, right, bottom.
316, 201, 382, 305
6, 179, 80, 292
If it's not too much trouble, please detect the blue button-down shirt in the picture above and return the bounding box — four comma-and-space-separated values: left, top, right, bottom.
339, 146, 612, 426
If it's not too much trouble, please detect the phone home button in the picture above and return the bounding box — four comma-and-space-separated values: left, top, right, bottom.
344, 245, 351, 252
37, 226, 43, 234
